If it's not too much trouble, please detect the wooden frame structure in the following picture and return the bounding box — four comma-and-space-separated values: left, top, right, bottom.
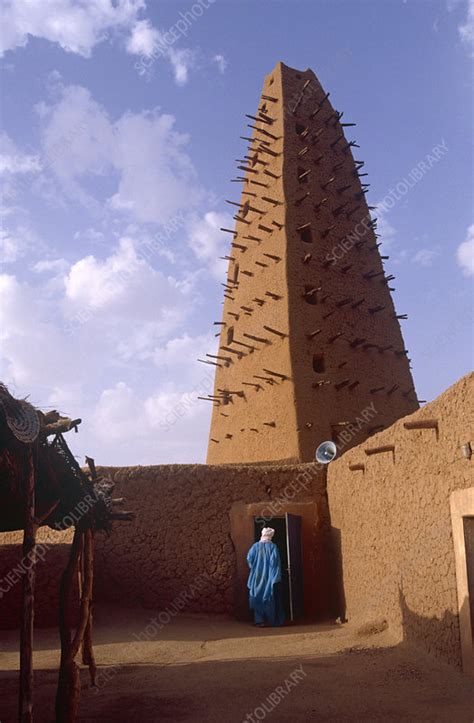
0, 384, 133, 722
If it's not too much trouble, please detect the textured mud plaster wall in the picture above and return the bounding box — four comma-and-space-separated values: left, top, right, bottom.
0, 527, 76, 629
93, 462, 329, 615
327, 372, 473, 668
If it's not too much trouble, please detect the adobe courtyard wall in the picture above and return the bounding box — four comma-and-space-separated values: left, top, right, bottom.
0, 528, 76, 629
327, 372, 473, 668
93, 462, 329, 617
0, 462, 328, 628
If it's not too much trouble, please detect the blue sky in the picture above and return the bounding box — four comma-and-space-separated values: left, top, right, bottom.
0, 0, 472, 465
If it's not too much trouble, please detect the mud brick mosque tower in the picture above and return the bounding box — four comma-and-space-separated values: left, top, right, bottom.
204, 62, 418, 464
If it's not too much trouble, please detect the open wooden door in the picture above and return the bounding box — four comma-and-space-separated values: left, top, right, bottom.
285, 512, 304, 621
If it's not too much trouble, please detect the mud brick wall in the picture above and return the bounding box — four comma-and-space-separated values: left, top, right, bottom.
93, 462, 328, 615
0, 528, 76, 629
206, 61, 417, 464
327, 372, 473, 668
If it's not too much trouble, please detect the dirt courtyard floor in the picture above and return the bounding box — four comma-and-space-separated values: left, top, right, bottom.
1, 603, 473, 722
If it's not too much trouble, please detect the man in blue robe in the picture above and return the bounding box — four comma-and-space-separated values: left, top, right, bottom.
247, 527, 285, 627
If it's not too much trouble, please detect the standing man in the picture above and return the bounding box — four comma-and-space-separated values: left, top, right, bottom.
247, 527, 285, 627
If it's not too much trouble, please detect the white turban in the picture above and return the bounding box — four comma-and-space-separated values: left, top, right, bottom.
260, 527, 275, 542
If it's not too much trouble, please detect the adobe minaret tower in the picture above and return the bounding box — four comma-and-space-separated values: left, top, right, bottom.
203, 62, 418, 464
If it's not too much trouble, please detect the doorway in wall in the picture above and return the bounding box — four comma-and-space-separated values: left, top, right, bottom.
253, 513, 303, 621
463, 516, 474, 642
450, 487, 474, 678
231, 500, 320, 622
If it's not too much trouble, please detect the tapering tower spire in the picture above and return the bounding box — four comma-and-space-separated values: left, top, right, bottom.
204, 62, 418, 463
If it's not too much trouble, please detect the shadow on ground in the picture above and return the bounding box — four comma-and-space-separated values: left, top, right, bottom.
1, 606, 473, 722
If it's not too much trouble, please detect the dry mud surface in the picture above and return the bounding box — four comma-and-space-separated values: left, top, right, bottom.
1, 604, 473, 722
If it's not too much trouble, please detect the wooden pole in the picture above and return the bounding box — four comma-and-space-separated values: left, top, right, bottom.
19, 446, 37, 723
77, 529, 96, 685
55, 528, 83, 723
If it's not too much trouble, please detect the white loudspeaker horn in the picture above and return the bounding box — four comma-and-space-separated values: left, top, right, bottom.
315, 440, 337, 464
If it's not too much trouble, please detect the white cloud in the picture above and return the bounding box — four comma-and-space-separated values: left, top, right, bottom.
0, 223, 48, 264
411, 247, 440, 267
126, 18, 159, 56
375, 204, 397, 249
63, 236, 191, 337
0, 228, 23, 262
0, 149, 40, 175
128, 21, 196, 86
0, 233, 214, 463
0, 273, 78, 388
0, 1, 199, 86
0, 230, 195, 381
213, 53, 228, 74
65, 237, 138, 309
372, 205, 412, 265
92, 382, 146, 441
456, 223, 474, 276
0, 130, 41, 175
88, 332, 216, 462
0, 0, 146, 58
187, 211, 232, 279
89, 377, 212, 463
38, 85, 114, 200
448, 0, 474, 54
74, 227, 107, 247
33, 258, 68, 273
110, 108, 200, 221
37, 83, 202, 223
167, 46, 195, 86
0, 134, 52, 264
47, 383, 84, 411
459, 0, 474, 53
152, 331, 217, 375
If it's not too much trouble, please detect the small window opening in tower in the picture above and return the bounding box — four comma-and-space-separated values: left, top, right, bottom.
298, 225, 312, 243
269, 76, 274, 86
241, 200, 250, 217
312, 354, 325, 373
227, 326, 234, 345
295, 122, 306, 136
304, 285, 318, 305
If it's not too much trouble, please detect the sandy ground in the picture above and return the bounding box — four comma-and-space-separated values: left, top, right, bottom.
1, 604, 473, 722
